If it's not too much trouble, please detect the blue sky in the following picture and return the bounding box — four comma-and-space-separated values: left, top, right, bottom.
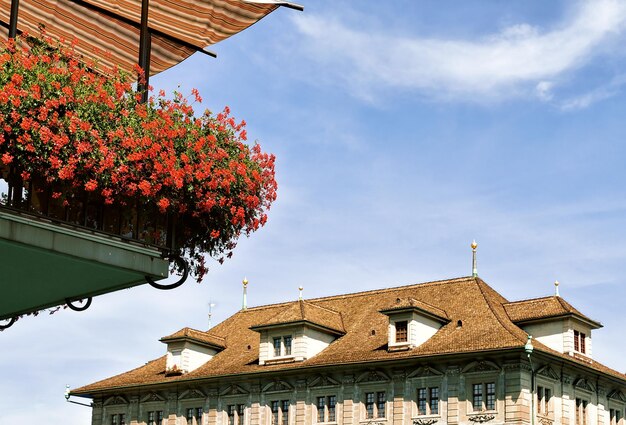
2, 1, 626, 423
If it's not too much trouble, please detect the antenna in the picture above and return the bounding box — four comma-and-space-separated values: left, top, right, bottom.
208, 301, 216, 328
471, 240, 478, 277
554, 280, 560, 297
298, 286, 303, 301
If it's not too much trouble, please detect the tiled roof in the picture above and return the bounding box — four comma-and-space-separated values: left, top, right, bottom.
160, 327, 226, 349
503, 296, 602, 328
250, 300, 345, 334
379, 297, 449, 322
72, 277, 623, 395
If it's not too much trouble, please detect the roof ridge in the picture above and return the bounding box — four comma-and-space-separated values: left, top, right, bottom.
475, 278, 526, 344
242, 276, 476, 312
503, 295, 558, 305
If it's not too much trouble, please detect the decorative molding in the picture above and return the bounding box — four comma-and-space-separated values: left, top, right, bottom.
538, 416, 554, 425
446, 366, 461, 376
607, 390, 626, 402
343, 374, 355, 384
92, 401, 104, 408
392, 369, 407, 381
220, 384, 249, 396
296, 379, 307, 390
308, 375, 340, 388
207, 389, 219, 397
167, 392, 178, 401
462, 361, 500, 374
179, 389, 206, 400
562, 374, 572, 385
409, 366, 443, 378
468, 414, 495, 423
356, 370, 390, 383
502, 363, 521, 371
536, 365, 560, 381
250, 385, 261, 394
141, 392, 165, 403
263, 380, 294, 393
413, 418, 439, 425
103, 395, 128, 406
574, 378, 595, 392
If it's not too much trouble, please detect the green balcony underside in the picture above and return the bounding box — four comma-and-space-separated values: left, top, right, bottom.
0, 209, 169, 320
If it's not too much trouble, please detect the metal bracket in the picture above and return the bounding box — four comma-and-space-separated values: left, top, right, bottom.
146, 254, 189, 290
65, 297, 93, 312
0, 317, 16, 330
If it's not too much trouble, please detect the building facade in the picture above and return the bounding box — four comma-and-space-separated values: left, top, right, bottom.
72, 277, 626, 425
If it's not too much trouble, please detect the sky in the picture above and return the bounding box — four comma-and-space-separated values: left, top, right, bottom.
2, 0, 626, 423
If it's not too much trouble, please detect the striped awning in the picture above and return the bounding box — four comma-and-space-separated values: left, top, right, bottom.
0, 0, 299, 76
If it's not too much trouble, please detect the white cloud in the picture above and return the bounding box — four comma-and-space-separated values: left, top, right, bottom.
291, 0, 626, 102
559, 73, 626, 110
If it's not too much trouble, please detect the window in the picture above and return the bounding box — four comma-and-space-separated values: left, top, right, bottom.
537, 386, 551, 415
364, 391, 386, 419
472, 383, 496, 412
574, 330, 587, 354
228, 404, 246, 425
111, 414, 126, 425
576, 398, 588, 425
610, 408, 622, 425
271, 400, 290, 425
148, 411, 164, 425
317, 395, 337, 423
417, 387, 439, 416
395, 321, 408, 343
272, 336, 293, 357
187, 407, 203, 425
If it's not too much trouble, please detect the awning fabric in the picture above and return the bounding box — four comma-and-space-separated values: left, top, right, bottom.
0, 0, 285, 76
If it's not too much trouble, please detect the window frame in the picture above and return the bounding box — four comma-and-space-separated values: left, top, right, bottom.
271, 335, 295, 358
395, 320, 408, 343
226, 403, 246, 425
147, 410, 165, 425
574, 330, 587, 354
270, 399, 290, 425
470, 382, 496, 413
536, 385, 553, 417
416, 386, 440, 416
315, 394, 338, 423
575, 398, 588, 425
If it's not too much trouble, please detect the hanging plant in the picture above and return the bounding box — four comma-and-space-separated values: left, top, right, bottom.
0, 34, 277, 282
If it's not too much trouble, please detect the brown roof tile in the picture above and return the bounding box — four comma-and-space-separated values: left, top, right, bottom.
160, 327, 226, 349
250, 300, 345, 334
379, 297, 449, 322
72, 276, 623, 395
504, 296, 602, 328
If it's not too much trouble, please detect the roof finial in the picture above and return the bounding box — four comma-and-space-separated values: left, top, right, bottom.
554, 280, 560, 297
471, 240, 478, 277
298, 286, 303, 301
242, 277, 249, 311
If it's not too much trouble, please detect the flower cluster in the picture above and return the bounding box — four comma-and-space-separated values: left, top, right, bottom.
0, 35, 277, 281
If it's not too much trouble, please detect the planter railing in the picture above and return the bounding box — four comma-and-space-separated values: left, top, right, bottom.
1, 164, 177, 252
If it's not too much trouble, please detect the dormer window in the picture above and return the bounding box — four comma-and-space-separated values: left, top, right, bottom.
380, 298, 449, 352
574, 330, 586, 354
251, 300, 345, 365
273, 336, 293, 357
395, 321, 408, 343
160, 327, 225, 375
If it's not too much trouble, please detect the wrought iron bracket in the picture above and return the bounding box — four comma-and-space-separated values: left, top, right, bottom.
65, 297, 93, 312
0, 316, 16, 330
146, 254, 188, 290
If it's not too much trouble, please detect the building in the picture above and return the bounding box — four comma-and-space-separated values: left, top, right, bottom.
71, 276, 626, 425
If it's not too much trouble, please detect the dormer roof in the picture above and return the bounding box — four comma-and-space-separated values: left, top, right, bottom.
250, 300, 345, 335
160, 327, 226, 350
504, 296, 602, 329
379, 297, 449, 323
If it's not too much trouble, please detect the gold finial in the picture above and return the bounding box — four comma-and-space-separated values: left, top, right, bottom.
471, 240, 478, 277
554, 280, 560, 297
243, 277, 249, 287
298, 286, 303, 300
